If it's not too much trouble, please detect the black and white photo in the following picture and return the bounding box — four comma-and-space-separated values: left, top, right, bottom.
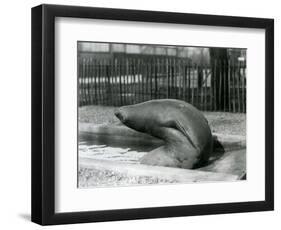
78, 42, 247, 188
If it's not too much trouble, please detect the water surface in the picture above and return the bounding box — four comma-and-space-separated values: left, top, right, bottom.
79, 132, 161, 163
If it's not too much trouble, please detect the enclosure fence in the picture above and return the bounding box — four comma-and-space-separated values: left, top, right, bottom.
78, 57, 246, 113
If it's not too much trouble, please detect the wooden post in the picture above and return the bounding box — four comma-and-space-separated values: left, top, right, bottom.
227, 60, 231, 112
210, 63, 213, 111
213, 60, 217, 111
203, 66, 206, 111
241, 63, 246, 113
194, 64, 198, 108
199, 64, 203, 109
124, 57, 127, 105
155, 58, 158, 99
123, 57, 129, 105
83, 58, 87, 105
103, 59, 106, 105
149, 58, 152, 100
94, 59, 97, 105
243, 62, 247, 113
171, 58, 174, 98
82, 58, 86, 105
166, 58, 169, 98
182, 61, 186, 101
219, 60, 222, 111
119, 58, 123, 105
146, 59, 150, 101
85, 58, 89, 105
190, 62, 193, 105
232, 60, 236, 113
89, 58, 93, 105
131, 58, 135, 104
141, 58, 146, 101
81, 58, 84, 105
88, 58, 92, 105
237, 61, 241, 112
150, 58, 153, 99
136, 58, 140, 103
111, 59, 115, 106
111, 58, 115, 106
203, 65, 207, 111
98, 59, 102, 105
78, 58, 81, 106
106, 60, 111, 106
134, 58, 137, 103
223, 60, 226, 111
123, 57, 126, 105
173, 58, 176, 98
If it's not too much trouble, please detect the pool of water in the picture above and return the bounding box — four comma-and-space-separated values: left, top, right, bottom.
79, 131, 246, 174
79, 132, 162, 164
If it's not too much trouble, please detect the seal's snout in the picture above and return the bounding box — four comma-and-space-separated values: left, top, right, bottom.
114, 108, 126, 123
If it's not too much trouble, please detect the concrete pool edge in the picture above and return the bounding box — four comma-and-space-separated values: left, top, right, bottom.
79, 157, 240, 186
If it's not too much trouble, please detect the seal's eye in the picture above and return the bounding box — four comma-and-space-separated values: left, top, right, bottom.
114, 109, 126, 123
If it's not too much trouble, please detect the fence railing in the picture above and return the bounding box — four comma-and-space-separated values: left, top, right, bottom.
78, 57, 246, 113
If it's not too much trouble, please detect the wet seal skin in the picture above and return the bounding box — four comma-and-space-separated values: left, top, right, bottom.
115, 99, 213, 169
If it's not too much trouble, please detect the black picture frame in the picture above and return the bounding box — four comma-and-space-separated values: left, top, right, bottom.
31, 4, 274, 225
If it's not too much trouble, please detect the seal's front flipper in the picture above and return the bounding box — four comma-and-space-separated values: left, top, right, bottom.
162, 119, 198, 151
173, 120, 198, 151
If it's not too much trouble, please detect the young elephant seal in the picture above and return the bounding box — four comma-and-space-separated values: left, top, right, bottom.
114, 99, 213, 169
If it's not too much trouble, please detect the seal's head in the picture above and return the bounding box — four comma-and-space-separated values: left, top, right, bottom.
114, 105, 154, 134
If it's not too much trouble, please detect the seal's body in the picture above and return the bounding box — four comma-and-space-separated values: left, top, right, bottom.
114, 99, 213, 169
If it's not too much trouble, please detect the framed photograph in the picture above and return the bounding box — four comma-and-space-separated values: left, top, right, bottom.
31, 4, 274, 225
